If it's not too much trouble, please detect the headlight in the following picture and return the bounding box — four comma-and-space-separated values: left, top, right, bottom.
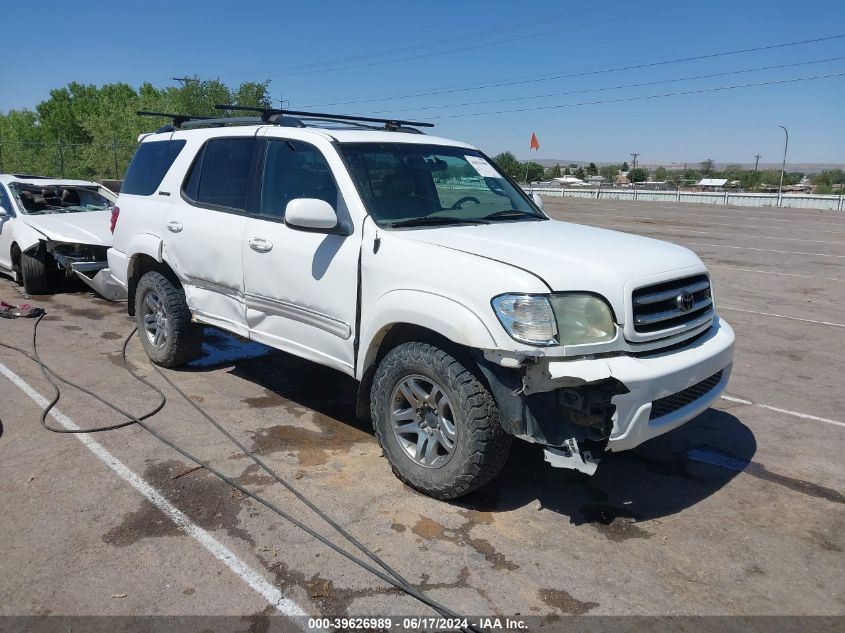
550, 293, 615, 346
491, 294, 557, 345
492, 293, 616, 347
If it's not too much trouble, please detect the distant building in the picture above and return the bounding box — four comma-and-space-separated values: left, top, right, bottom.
697, 178, 728, 191
614, 173, 630, 187
635, 181, 671, 191
586, 175, 606, 185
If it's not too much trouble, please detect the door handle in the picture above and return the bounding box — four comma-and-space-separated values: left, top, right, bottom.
167, 221, 183, 233
248, 237, 273, 253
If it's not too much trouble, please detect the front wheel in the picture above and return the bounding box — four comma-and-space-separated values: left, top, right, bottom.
21, 246, 52, 294
371, 342, 511, 500
135, 271, 203, 367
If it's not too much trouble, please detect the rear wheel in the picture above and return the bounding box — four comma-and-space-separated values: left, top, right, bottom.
21, 246, 51, 294
135, 271, 203, 367
371, 342, 511, 500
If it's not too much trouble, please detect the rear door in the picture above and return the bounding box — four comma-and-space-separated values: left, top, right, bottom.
164, 134, 259, 336
242, 136, 360, 374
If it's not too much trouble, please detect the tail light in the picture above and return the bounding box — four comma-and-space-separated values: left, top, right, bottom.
110, 206, 120, 234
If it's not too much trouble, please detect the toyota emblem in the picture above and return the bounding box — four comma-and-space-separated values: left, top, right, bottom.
677, 291, 695, 312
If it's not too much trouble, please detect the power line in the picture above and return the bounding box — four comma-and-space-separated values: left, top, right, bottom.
367, 55, 845, 115
303, 33, 845, 107
428, 70, 845, 119
221, 1, 682, 81
215, 0, 628, 77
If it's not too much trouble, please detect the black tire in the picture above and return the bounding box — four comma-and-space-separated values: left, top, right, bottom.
21, 246, 51, 295
134, 271, 203, 367
371, 342, 511, 500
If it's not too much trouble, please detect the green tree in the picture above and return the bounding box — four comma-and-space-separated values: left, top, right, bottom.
621, 161, 629, 171
654, 167, 668, 181
699, 159, 715, 176
493, 151, 521, 179
574, 167, 586, 180
599, 164, 620, 181
550, 163, 562, 178
587, 162, 598, 176
628, 168, 648, 183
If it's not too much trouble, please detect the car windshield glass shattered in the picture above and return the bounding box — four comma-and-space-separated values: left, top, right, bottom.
9, 183, 114, 215
339, 143, 545, 228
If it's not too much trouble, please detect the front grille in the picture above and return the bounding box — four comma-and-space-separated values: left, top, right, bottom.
632, 274, 714, 335
649, 370, 724, 420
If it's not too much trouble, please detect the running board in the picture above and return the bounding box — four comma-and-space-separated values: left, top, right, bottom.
543, 438, 599, 475
71, 263, 126, 301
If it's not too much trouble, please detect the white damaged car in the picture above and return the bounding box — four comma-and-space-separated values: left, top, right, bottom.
0, 174, 121, 296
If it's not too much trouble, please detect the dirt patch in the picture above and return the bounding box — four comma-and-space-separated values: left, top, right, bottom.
409, 514, 518, 571
100, 331, 123, 340
248, 413, 373, 468
539, 588, 599, 615
259, 556, 400, 617
62, 325, 82, 331
572, 504, 653, 543
102, 460, 255, 548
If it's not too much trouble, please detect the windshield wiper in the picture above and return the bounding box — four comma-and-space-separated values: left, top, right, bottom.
482, 209, 543, 221
383, 215, 489, 229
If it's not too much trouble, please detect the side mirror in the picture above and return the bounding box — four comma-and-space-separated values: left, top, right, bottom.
0, 206, 9, 218
531, 192, 545, 211
285, 198, 339, 231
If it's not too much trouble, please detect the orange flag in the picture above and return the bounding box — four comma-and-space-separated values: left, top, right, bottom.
530, 132, 540, 151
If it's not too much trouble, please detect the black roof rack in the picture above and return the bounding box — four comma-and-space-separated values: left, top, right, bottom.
214, 104, 434, 132
136, 111, 211, 133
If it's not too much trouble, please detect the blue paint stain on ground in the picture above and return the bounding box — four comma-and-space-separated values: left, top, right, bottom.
188, 330, 272, 368
686, 447, 750, 471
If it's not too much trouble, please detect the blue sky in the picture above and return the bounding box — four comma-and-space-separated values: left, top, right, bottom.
3, 0, 844, 165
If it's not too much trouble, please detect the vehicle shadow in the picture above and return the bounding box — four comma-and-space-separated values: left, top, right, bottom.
179, 329, 755, 523
459, 408, 756, 524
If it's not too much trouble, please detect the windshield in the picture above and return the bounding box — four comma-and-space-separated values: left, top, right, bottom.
339, 143, 545, 228
9, 183, 114, 215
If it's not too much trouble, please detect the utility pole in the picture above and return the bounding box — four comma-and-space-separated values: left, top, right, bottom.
630, 153, 639, 190
753, 153, 762, 172
171, 76, 196, 86
777, 126, 789, 208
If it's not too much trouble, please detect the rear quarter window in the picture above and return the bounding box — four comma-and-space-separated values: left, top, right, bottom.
122, 140, 187, 196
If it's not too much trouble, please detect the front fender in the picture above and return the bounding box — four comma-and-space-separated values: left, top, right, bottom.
357, 289, 498, 378
12, 221, 47, 254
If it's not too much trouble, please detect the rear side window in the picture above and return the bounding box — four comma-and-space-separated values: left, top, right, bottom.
122, 140, 186, 196
183, 138, 256, 211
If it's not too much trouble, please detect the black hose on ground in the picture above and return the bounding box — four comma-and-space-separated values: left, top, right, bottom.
0, 314, 480, 631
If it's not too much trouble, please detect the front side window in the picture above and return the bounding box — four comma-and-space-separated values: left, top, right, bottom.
258, 139, 338, 219
339, 143, 543, 228
0, 187, 12, 215
123, 140, 186, 196
183, 138, 256, 211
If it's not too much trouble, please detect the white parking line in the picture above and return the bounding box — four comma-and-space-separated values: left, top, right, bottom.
551, 205, 845, 226
0, 360, 308, 618
719, 305, 845, 328
708, 264, 845, 283
579, 221, 845, 246
551, 211, 845, 236
686, 242, 845, 259
721, 395, 845, 429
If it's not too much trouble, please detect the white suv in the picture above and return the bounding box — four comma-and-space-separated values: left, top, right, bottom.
108, 107, 734, 499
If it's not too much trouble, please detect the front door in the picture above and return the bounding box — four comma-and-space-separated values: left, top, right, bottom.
242, 138, 360, 375
0, 185, 15, 272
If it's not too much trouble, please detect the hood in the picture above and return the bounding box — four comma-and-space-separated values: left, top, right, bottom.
394, 219, 706, 320
22, 210, 113, 247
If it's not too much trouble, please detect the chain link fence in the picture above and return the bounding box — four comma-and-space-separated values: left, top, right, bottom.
0, 139, 138, 181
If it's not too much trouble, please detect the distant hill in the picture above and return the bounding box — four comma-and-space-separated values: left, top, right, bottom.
528, 158, 844, 173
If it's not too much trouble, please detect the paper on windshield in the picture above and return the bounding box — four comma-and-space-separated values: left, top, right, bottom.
465, 155, 501, 179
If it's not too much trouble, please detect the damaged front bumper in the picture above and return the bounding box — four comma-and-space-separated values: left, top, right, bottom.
70, 261, 126, 301
476, 318, 735, 470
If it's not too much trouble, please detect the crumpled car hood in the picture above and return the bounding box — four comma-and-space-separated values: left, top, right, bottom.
22, 210, 113, 247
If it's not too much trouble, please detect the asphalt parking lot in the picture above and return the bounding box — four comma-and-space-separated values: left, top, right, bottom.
0, 197, 842, 627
